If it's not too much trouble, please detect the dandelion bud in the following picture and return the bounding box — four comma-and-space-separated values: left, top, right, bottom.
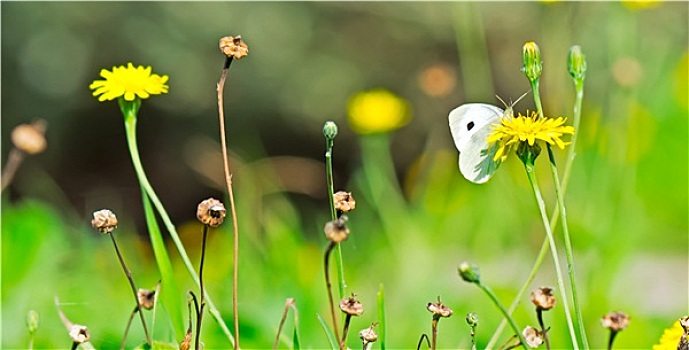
137, 288, 156, 310
427, 297, 453, 318
324, 215, 349, 243
340, 294, 364, 316
601, 311, 630, 332
567, 45, 587, 81
323, 121, 338, 141
219, 35, 248, 60
68, 324, 90, 344
522, 326, 544, 348
196, 198, 226, 227
465, 312, 479, 327
333, 191, 356, 213
91, 209, 118, 234
359, 323, 378, 344
522, 41, 543, 82
11, 120, 47, 155
27, 310, 39, 334
530, 287, 556, 311
458, 261, 481, 284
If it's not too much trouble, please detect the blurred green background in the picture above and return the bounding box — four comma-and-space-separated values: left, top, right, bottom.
2, 1, 687, 349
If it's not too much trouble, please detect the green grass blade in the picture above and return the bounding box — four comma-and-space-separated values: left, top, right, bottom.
317, 313, 337, 350
377, 283, 387, 350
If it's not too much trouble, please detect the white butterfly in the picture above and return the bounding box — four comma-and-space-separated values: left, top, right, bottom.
448, 93, 527, 184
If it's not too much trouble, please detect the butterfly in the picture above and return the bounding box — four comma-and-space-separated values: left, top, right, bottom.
448, 93, 527, 184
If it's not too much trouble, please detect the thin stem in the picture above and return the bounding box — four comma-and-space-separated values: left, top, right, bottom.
324, 241, 343, 350
1, 148, 25, 190
536, 309, 550, 350
325, 138, 346, 298
470, 324, 477, 350
430, 317, 438, 350
195, 225, 209, 350
217, 58, 241, 350
416, 334, 430, 350
531, 80, 544, 118
122, 110, 234, 344
273, 298, 296, 350
120, 305, 139, 350
524, 164, 579, 349
341, 314, 352, 346
607, 330, 618, 350
547, 146, 588, 348
70, 342, 78, 350
109, 232, 151, 346
476, 282, 529, 350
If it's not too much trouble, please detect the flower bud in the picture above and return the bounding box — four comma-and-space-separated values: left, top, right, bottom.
219, 35, 248, 60
522, 41, 543, 82
567, 45, 587, 81
11, 120, 47, 155
601, 311, 630, 332
465, 312, 479, 327
530, 287, 556, 311
91, 209, 118, 234
458, 261, 481, 284
27, 310, 39, 334
323, 121, 338, 141
196, 198, 226, 227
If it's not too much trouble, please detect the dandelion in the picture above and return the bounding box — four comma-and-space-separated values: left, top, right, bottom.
653, 318, 688, 350
89, 63, 169, 102
347, 88, 410, 134
487, 111, 575, 162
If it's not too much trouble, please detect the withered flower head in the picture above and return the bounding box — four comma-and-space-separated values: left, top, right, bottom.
11, 120, 47, 155
530, 286, 556, 311
137, 288, 156, 310
179, 330, 192, 350
601, 311, 630, 332
427, 297, 453, 318
340, 294, 364, 316
196, 197, 227, 227
359, 323, 378, 344
333, 191, 356, 213
522, 326, 543, 348
91, 209, 118, 234
324, 215, 349, 243
219, 35, 248, 60
69, 324, 90, 344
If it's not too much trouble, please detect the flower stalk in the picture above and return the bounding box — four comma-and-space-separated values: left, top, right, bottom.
324, 121, 347, 298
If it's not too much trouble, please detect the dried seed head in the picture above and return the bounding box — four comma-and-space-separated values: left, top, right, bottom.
359, 323, 378, 344
91, 209, 118, 234
196, 198, 226, 227
340, 294, 364, 316
137, 288, 156, 310
427, 297, 453, 318
333, 191, 356, 213
11, 120, 47, 155
324, 215, 349, 243
68, 324, 90, 344
681, 316, 689, 332
219, 35, 248, 60
465, 312, 479, 327
601, 311, 630, 332
179, 330, 192, 350
522, 326, 543, 348
530, 287, 556, 311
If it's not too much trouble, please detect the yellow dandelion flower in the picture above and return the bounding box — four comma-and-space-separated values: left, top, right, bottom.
653, 320, 683, 350
89, 62, 169, 102
347, 89, 410, 134
487, 111, 575, 161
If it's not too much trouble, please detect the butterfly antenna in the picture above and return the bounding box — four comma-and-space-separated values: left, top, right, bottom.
495, 94, 509, 109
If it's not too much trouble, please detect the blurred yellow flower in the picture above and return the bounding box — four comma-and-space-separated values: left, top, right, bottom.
622, 0, 661, 10
90, 63, 169, 102
487, 111, 574, 161
347, 89, 410, 134
652, 320, 683, 350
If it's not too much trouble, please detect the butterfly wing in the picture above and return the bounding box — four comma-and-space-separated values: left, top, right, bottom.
448, 103, 504, 184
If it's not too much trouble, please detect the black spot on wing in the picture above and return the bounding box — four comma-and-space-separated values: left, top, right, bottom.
467, 121, 475, 131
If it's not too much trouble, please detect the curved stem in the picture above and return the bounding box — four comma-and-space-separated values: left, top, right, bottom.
324, 241, 343, 350
195, 225, 209, 350
477, 281, 528, 350
325, 139, 346, 298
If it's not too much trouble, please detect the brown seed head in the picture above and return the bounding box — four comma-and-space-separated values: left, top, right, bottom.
220, 35, 248, 60
68, 324, 90, 344
179, 331, 192, 350
530, 286, 556, 311
427, 297, 453, 318
522, 326, 543, 348
91, 209, 118, 234
339, 294, 364, 316
197, 198, 226, 227
324, 216, 349, 243
137, 288, 156, 310
11, 120, 47, 155
359, 323, 378, 344
601, 311, 630, 332
333, 191, 356, 213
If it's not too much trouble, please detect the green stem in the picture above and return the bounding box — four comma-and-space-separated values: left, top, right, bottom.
122, 105, 235, 345
524, 163, 579, 349
547, 146, 588, 349
476, 281, 528, 350
325, 140, 346, 298
531, 80, 544, 117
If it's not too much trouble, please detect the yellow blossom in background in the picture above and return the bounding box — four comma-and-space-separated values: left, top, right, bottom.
622, 0, 661, 10
652, 320, 683, 350
347, 88, 410, 134
487, 111, 575, 161
89, 63, 169, 102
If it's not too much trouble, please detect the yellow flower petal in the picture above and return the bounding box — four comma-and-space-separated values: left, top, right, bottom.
89, 62, 169, 102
